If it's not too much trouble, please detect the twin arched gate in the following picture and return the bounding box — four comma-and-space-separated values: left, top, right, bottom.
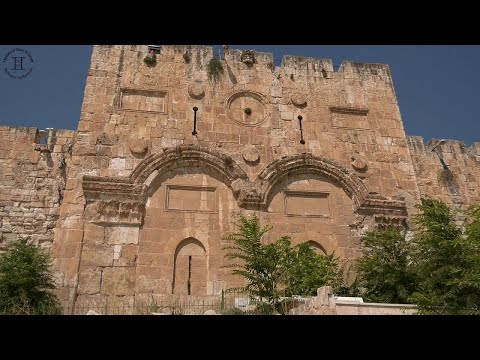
75, 144, 407, 304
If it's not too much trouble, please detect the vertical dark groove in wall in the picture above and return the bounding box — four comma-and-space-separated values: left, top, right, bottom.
113, 47, 125, 109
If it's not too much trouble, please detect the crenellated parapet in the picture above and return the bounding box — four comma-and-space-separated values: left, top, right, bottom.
408, 136, 480, 206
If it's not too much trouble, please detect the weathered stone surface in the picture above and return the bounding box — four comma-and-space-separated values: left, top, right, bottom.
188, 83, 205, 99
96, 133, 118, 145
83, 223, 105, 245
81, 244, 114, 267
77, 267, 102, 295
242, 147, 260, 163
291, 92, 307, 107
351, 154, 367, 171
101, 267, 135, 296
105, 226, 139, 245
408, 137, 480, 206
114, 244, 137, 267
128, 138, 149, 155
0, 127, 74, 252
1, 46, 479, 311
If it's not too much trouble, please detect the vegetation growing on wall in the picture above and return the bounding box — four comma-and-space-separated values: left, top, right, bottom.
207, 56, 223, 82
143, 50, 157, 67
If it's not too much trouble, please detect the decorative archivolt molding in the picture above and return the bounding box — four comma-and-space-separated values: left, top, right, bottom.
83, 145, 249, 199
82, 145, 407, 219
256, 153, 369, 208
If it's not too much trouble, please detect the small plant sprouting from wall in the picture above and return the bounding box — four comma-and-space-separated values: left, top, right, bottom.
207, 56, 224, 82
144, 50, 157, 67
244, 107, 252, 115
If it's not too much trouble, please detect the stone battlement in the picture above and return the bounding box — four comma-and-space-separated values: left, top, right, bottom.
407, 136, 480, 205
105, 45, 393, 84
408, 135, 480, 156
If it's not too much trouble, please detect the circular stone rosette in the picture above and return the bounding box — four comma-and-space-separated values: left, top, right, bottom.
188, 83, 205, 99
129, 138, 149, 155
351, 155, 368, 171
291, 92, 307, 107
225, 90, 269, 127
242, 147, 260, 163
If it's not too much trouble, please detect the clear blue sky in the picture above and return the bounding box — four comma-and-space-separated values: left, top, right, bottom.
1, 45, 479, 145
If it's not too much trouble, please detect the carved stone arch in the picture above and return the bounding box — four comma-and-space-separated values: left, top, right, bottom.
294, 230, 335, 255
130, 145, 250, 198
82, 148, 407, 226
255, 153, 369, 209
305, 240, 327, 256
82, 145, 253, 225
251, 153, 407, 218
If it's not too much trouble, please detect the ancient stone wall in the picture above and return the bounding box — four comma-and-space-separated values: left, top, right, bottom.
49, 45, 417, 310
0, 126, 74, 251
2, 45, 477, 312
408, 136, 480, 207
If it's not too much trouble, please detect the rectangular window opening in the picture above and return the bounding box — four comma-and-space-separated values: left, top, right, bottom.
148, 45, 161, 54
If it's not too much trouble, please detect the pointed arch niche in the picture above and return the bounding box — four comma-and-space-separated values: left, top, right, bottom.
172, 238, 207, 296
306, 240, 327, 256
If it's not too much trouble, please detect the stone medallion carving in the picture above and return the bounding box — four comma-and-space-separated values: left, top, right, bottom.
241, 50, 255, 65
351, 155, 368, 171
242, 147, 260, 164
291, 92, 307, 107
226, 91, 269, 127
188, 83, 205, 99
129, 138, 149, 155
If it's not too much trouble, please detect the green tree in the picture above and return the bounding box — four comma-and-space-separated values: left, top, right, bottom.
223, 215, 281, 313
0, 238, 61, 315
223, 215, 342, 314
283, 242, 342, 297
355, 227, 416, 304
410, 199, 480, 314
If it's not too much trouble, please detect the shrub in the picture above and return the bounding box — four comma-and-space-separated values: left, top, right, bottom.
0, 238, 61, 315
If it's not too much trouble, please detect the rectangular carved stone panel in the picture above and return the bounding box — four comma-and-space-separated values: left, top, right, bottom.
330, 107, 369, 130
165, 185, 217, 213
120, 88, 166, 113
285, 191, 330, 217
